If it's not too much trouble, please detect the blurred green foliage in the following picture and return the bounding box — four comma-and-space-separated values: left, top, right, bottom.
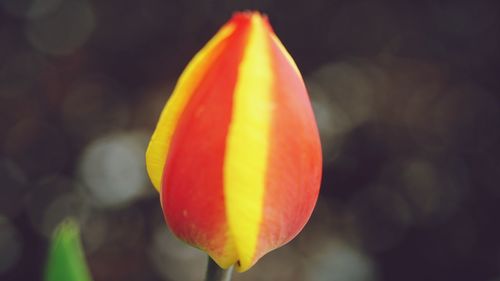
44, 218, 93, 281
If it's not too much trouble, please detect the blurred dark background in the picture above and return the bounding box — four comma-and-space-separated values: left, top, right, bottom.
1, 0, 500, 280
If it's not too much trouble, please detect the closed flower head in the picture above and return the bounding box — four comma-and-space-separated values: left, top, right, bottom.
146, 11, 322, 272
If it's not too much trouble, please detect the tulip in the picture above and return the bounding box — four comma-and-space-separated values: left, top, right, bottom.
146, 11, 322, 272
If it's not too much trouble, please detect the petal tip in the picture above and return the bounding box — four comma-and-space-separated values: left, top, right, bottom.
231, 10, 269, 24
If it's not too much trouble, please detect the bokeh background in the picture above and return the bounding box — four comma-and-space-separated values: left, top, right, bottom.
1, 0, 500, 280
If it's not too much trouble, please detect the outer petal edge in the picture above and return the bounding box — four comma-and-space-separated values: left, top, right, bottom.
146, 23, 236, 192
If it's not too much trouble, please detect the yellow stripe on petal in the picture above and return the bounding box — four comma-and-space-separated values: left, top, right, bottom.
224, 14, 273, 272
146, 23, 236, 192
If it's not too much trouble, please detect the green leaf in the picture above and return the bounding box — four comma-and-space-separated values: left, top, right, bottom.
44, 218, 93, 281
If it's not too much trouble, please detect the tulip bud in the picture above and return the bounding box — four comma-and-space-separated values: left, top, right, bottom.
146, 11, 322, 272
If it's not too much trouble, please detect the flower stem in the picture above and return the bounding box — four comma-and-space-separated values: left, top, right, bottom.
204, 257, 233, 281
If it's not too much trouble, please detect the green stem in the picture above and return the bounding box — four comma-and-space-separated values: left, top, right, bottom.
204, 257, 234, 281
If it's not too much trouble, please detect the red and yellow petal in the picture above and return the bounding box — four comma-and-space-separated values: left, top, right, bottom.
146, 12, 322, 272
